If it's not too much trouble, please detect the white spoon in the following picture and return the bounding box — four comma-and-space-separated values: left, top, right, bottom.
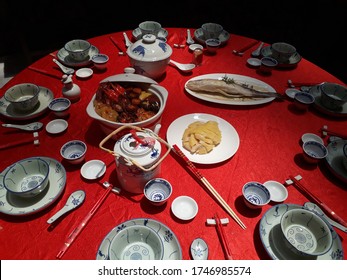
304, 202, 347, 233
2, 122, 43, 131
47, 190, 86, 224
53, 58, 74, 75
186, 29, 195, 45
169, 59, 195, 72
190, 238, 208, 260
251, 42, 264, 57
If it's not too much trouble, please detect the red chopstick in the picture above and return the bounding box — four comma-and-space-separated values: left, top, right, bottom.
289, 175, 347, 227
321, 126, 347, 139
28, 66, 61, 79
56, 182, 114, 259
214, 213, 233, 260
109, 36, 126, 54
287, 80, 321, 87
233, 40, 259, 55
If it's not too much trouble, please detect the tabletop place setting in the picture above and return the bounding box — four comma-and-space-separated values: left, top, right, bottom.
1, 19, 347, 262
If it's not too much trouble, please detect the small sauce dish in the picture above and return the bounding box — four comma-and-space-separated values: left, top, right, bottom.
171, 196, 198, 220
301, 133, 324, 145
263, 180, 288, 203
80, 159, 106, 180
76, 68, 93, 79
46, 119, 68, 134
92, 54, 109, 71
247, 58, 261, 67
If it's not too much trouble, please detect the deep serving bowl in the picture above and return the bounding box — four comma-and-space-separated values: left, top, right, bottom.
242, 181, 271, 209
4, 83, 40, 112
126, 34, 172, 79
86, 70, 168, 135
108, 225, 164, 260
3, 157, 50, 198
280, 208, 333, 257
60, 140, 87, 165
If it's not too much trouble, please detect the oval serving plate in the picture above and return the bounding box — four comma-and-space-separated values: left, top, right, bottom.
185, 73, 277, 106
96, 218, 182, 260
259, 203, 343, 260
166, 113, 240, 164
0, 156, 67, 216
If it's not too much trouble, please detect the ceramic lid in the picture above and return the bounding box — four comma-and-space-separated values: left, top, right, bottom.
126, 34, 172, 62
114, 132, 161, 167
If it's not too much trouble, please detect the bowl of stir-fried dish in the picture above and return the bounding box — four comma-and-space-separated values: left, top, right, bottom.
86, 68, 168, 135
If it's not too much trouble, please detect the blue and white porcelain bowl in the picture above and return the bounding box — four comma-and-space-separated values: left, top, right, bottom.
4, 83, 40, 112
302, 140, 328, 164
64, 39, 91, 62
60, 140, 87, 165
108, 225, 164, 260
294, 92, 315, 111
144, 178, 172, 206
280, 208, 333, 257
242, 181, 271, 209
3, 157, 50, 198
48, 97, 71, 117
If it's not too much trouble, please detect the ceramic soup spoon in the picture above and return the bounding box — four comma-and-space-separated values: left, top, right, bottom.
2, 122, 43, 131
47, 190, 86, 224
190, 238, 208, 260
169, 59, 195, 72
304, 202, 347, 232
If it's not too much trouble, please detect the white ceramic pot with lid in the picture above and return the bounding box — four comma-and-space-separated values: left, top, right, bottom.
99, 125, 171, 194
126, 34, 172, 79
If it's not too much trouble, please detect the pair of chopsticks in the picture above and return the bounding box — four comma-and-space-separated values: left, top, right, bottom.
28, 66, 61, 79
287, 79, 321, 88
0, 132, 39, 150
172, 145, 246, 229
286, 175, 347, 227
321, 125, 347, 139
56, 181, 118, 259
232, 40, 259, 56
109, 36, 126, 55
214, 213, 233, 260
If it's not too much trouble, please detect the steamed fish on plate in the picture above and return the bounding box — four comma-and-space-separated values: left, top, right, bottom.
186, 76, 283, 99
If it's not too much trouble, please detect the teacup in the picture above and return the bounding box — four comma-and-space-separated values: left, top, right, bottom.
320, 82, 347, 110
293, 92, 315, 111
258, 57, 278, 75
205, 38, 221, 54
270, 42, 296, 63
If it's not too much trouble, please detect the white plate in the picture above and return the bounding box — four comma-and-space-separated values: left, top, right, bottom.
171, 196, 198, 220
0, 86, 54, 120
132, 28, 168, 40
194, 28, 230, 45
0, 156, 67, 216
57, 45, 99, 67
81, 160, 106, 180
263, 180, 288, 202
309, 85, 347, 117
46, 119, 68, 134
259, 203, 344, 260
76, 68, 93, 79
166, 113, 240, 164
185, 73, 277, 106
325, 139, 347, 183
96, 218, 182, 260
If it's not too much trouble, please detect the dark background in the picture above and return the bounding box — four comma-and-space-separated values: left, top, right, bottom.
1, 0, 346, 83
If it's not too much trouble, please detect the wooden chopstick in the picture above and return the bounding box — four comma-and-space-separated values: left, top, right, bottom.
56, 182, 114, 259
289, 175, 347, 228
172, 145, 246, 229
214, 213, 233, 260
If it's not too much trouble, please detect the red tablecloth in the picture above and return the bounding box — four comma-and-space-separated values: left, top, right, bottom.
1, 28, 346, 260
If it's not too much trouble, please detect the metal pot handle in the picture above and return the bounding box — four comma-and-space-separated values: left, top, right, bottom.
99, 125, 171, 172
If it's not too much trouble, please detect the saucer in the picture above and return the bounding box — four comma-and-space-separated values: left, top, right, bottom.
309, 85, 347, 117
57, 45, 99, 67
261, 46, 302, 68
194, 28, 230, 45
0, 86, 54, 121
325, 139, 347, 183
132, 28, 168, 40
259, 203, 344, 260
0, 156, 67, 216
96, 218, 182, 260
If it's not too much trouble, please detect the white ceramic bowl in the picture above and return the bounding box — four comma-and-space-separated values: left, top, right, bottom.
80, 159, 106, 180
3, 157, 50, 198
4, 83, 40, 112
242, 181, 271, 209
302, 140, 328, 164
205, 38, 221, 54
48, 97, 71, 117
60, 140, 87, 165
201, 22, 223, 39
108, 225, 164, 260
171, 196, 198, 220
86, 71, 168, 135
144, 178, 172, 206
46, 119, 68, 134
91, 54, 109, 70
138, 21, 162, 36
76, 68, 93, 79
126, 34, 172, 79
294, 92, 315, 110
320, 82, 347, 110
263, 180, 288, 202
64, 39, 91, 62
270, 42, 296, 63
301, 133, 324, 145
189, 43, 203, 52
280, 208, 333, 256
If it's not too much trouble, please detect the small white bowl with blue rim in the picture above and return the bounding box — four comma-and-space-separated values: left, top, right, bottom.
144, 178, 172, 206
242, 181, 271, 209
60, 140, 87, 165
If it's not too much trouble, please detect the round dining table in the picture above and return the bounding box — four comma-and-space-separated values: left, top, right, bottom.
0, 27, 346, 261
